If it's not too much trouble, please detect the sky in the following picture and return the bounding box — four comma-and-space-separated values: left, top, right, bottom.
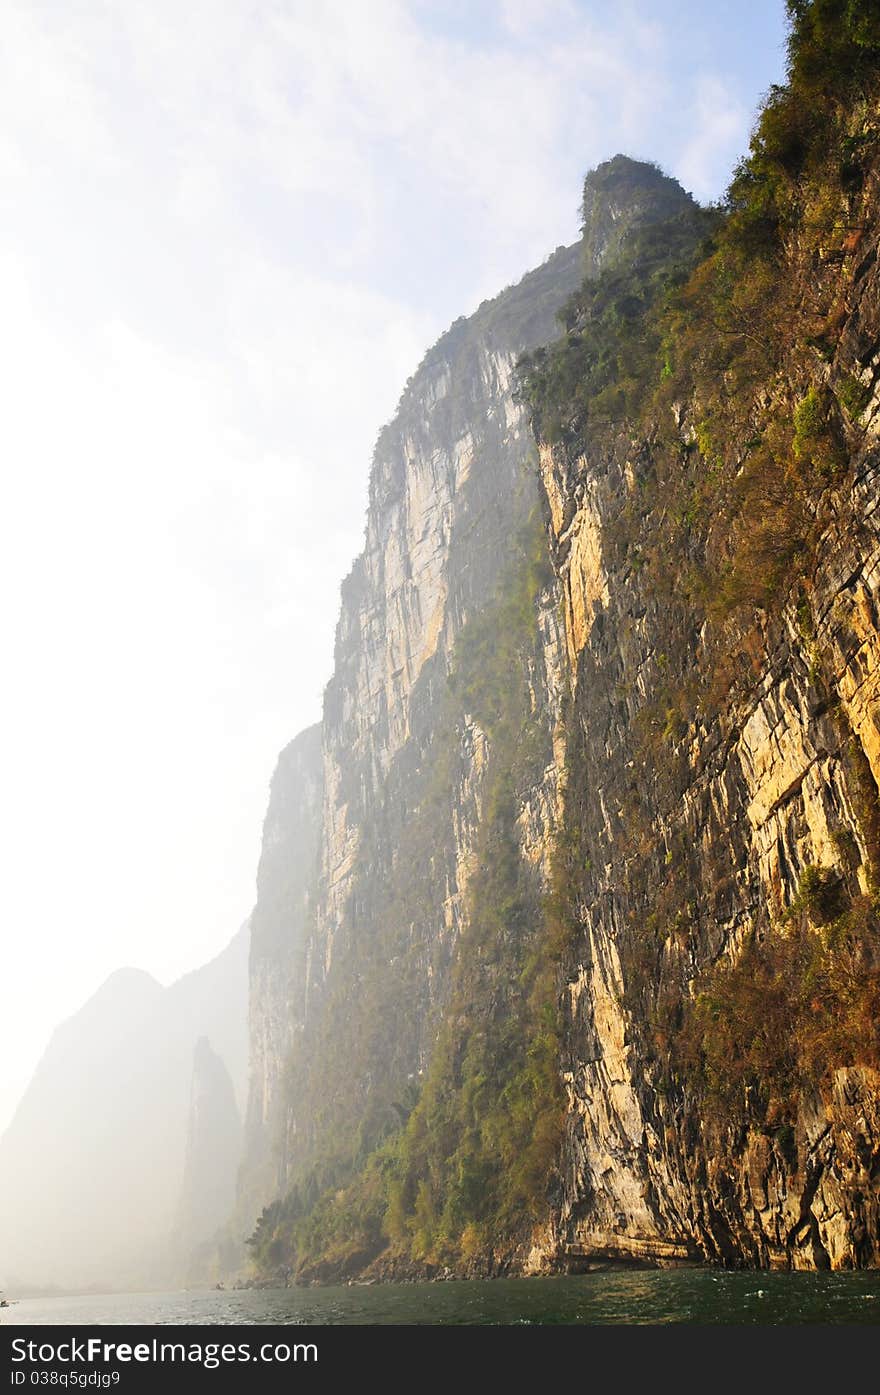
0, 0, 789, 1135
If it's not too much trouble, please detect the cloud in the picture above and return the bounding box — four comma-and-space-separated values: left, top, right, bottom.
0, 3, 120, 187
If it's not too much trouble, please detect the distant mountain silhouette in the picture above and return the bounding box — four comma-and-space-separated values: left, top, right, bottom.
0, 925, 248, 1291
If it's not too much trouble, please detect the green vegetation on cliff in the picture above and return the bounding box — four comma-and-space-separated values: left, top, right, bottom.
519, 161, 713, 442
382, 513, 565, 1265
522, 0, 880, 1135
248, 508, 569, 1279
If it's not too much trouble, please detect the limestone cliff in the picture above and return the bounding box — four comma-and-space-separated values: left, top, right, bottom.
537, 337, 880, 1271
243, 5, 880, 1279
239, 724, 323, 1219
241, 168, 701, 1272
238, 240, 585, 1238
524, 29, 880, 1269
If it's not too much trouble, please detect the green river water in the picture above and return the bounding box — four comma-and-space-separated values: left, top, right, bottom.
5, 1270, 880, 1325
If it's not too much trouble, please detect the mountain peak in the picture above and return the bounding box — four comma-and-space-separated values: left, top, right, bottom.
580, 154, 696, 273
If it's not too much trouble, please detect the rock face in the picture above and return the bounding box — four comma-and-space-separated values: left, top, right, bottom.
175, 1037, 242, 1272
528, 159, 880, 1268
242, 137, 880, 1273
537, 428, 880, 1269
239, 724, 323, 1219
237, 239, 595, 1223
0, 927, 248, 1290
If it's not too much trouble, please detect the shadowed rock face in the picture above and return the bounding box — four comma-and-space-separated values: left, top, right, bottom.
236, 235, 593, 1228
175, 1037, 242, 1264
0, 927, 248, 1290
238, 724, 323, 1222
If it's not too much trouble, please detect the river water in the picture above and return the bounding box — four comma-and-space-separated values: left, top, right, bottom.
5, 1271, 880, 1325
